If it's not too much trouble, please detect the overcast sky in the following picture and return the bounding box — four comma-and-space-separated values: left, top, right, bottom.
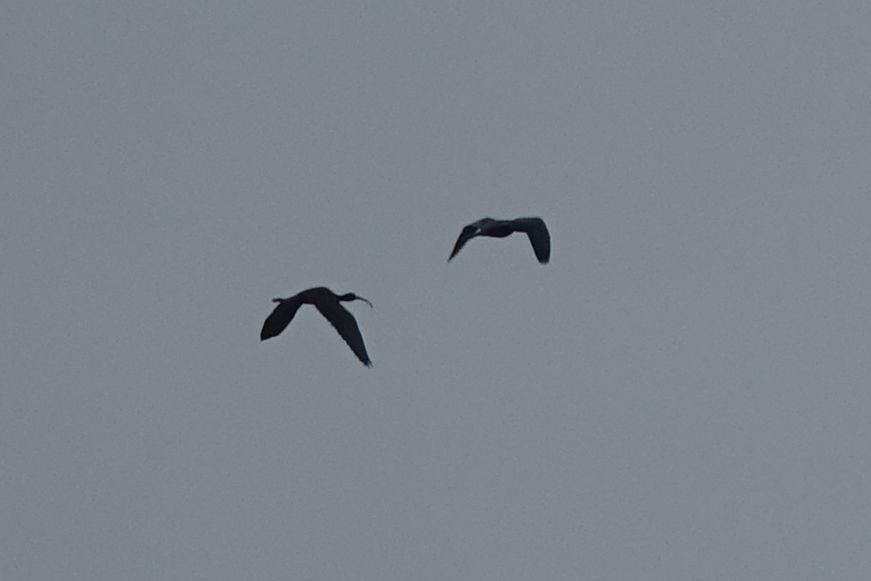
4, 2, 871, 579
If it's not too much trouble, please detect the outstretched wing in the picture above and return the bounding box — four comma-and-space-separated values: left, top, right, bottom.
260, 298, 303, 340
448, 225, 480, 261
514, 217, 551, 264
314, 300, 372, 366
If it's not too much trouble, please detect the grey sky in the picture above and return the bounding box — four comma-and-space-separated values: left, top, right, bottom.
4, 1, 871, 579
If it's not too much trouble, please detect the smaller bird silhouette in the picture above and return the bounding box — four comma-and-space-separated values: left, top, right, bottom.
260, 286, 373, 367
448, 217, 551, 264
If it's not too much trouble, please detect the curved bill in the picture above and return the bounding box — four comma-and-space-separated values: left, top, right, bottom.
356, 295, 373, 308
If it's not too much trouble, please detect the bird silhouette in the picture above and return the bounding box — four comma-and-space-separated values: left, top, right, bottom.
448, 217, 550, 264
260, 286, 373, 367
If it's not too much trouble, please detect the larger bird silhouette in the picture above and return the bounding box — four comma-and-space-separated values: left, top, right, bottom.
260, 286, 373, 367
448, 217, 551, 264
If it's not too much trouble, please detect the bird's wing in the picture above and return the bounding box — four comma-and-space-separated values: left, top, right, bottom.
448, 225, 480, 261
514, 217, 551, 264
314, 300, 372, 366
260, 298, 302, 340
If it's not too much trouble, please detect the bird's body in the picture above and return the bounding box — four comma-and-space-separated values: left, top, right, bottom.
260, 286, 373, 367
448, 217, 551, 263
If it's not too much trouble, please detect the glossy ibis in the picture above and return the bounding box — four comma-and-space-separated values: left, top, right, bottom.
448, 217, 550, 264
260, 286, 373, 367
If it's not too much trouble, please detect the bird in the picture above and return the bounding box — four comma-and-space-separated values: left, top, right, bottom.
448, 217, 551, 264
260, 286, 374, 367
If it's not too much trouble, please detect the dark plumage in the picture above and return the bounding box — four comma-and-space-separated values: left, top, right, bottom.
448, 217, 551, 264
260, 286, 373, 367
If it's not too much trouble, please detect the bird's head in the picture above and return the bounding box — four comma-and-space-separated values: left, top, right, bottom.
339, 292, 373, 308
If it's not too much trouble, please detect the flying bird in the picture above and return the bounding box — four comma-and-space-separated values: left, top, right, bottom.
260, 286, 374, 367
448, 217, 551, 264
